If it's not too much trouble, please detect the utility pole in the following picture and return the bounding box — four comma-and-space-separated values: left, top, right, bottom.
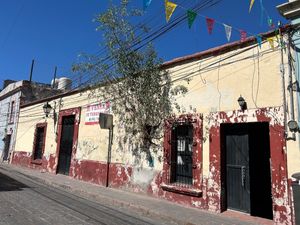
52, 66, 57, 88
29, 59, 35, 83
106, 127, 113, 187
287, 31, 296, 140
278, 23, 288, 139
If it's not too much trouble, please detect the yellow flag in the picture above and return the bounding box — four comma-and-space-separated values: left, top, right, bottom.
249, 0, 255, 12
267, 37, 275, 50
165, 0, 177, 22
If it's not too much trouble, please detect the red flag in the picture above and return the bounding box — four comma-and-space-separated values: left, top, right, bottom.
206, 17, 215, 35
240, 30, 247, 42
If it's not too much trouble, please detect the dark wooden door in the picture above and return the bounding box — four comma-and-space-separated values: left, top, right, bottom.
2, 135, 11, 161
57, 115, 75, 175
225, 128, 250, 213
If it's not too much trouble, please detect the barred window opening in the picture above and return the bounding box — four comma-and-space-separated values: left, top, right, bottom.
33, 126, 46, 160
170, 124, 193, 185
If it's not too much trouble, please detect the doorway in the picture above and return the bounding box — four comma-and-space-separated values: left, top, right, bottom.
221, 122, 273, 220
57, 115, 75, 175
2, 134, 11, 161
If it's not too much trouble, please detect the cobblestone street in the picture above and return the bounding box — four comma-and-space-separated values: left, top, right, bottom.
0, 168, 175, 225
0, 164, 273, 225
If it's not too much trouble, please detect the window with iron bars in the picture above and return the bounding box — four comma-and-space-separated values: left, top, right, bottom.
32, 123, 47, 161
170, 124, 194, 185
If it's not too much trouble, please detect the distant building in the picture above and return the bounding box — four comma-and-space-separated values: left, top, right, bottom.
0, 80, 62, 162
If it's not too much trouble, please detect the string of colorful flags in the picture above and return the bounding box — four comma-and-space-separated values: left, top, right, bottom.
142, 0, 281, 50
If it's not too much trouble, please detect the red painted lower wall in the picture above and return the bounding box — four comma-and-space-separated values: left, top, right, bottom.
11, 151, 56, 172
10, 107, 294, 224
11, 148, 293, 224
11, 151, 132, 188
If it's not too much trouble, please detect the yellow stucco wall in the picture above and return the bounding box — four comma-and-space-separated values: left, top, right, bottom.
15, 91, 110, 162
14, 40, 300, 179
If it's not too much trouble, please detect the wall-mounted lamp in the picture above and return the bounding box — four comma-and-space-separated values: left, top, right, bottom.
43, 102, 52, 117
237, 95, 247, 111
288, 120, 299, 132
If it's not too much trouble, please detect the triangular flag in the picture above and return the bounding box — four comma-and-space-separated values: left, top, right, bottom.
240, 30, 247, 42
143, 0, 152, 10
206, 17, 215, 35
187, 10, 197, 29
267, 37, 275, 50
256, 35, 262, 48
249, 0, 255, 12
268, 17, 275, 29
275, 35, 286, 51
165, 1, 177, 22
275, 33, 280, 45
224, 24, 232, 42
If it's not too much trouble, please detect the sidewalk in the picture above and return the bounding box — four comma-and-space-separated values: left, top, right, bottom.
0, 164, 273, 225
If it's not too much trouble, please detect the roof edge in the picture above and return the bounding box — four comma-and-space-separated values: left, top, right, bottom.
20, 87, 87, 109
21, 26, 291, 109
161, 25, 290, 69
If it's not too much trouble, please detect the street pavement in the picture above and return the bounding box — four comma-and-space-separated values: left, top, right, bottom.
0, 167, 175, 225
0, 164, 273, 225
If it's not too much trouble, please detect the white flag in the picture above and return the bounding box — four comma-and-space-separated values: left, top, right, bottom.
224, 24, 232, 42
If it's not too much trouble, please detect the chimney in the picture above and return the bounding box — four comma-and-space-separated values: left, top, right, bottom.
2, 80, 16, 89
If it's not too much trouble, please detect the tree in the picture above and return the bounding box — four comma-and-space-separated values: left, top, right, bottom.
73, 0, 187, 165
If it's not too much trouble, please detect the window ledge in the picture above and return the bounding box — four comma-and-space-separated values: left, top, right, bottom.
31, 159, 42, 165
161, 183, 202, 197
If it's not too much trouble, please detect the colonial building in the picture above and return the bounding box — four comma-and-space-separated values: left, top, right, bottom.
0, 80, 62, 162
11, 27, 299, 225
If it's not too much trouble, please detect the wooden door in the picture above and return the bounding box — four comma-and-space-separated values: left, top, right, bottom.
57, 115, 75, 175
2, 135, 11, 161
225, 126, 250, 213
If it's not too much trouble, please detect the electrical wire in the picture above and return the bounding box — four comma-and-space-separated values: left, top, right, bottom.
1, 27, 288, 121
16, 40, 280, 120
174, 47, 280, 100
64, 0, 223, 89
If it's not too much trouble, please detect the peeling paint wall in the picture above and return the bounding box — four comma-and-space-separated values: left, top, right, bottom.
208, 107, 292, 224
12, 40, 297, 224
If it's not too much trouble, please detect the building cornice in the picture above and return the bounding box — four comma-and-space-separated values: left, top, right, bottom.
162, 26, 289, 69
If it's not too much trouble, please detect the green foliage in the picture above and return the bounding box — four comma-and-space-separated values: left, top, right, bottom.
73, 0, 184, 161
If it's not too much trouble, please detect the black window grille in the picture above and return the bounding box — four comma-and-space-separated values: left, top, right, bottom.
170, 124, 193, 185
33, 126, 45, 160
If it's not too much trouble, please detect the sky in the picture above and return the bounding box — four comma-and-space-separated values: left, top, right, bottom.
0, 0, 289, 86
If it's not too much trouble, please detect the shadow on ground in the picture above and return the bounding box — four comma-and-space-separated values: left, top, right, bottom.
0, 172, 28, 192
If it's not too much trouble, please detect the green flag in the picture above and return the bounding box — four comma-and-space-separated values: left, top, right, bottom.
187, 10, 197, 29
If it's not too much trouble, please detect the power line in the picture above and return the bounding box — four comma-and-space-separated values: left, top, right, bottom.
0, 0, 25, 51
66, 0, 223, 88
17, 40, 278, 119
0, 40, 282, 129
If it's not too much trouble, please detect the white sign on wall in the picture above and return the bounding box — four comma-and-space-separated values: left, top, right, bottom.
85, 101, 111, 125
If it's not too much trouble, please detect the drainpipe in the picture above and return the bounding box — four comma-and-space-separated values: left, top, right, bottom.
287, 31, 297, 141
279, 26, 288, 139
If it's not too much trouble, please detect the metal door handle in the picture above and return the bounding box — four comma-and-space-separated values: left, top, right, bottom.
241, 166, 246, 187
